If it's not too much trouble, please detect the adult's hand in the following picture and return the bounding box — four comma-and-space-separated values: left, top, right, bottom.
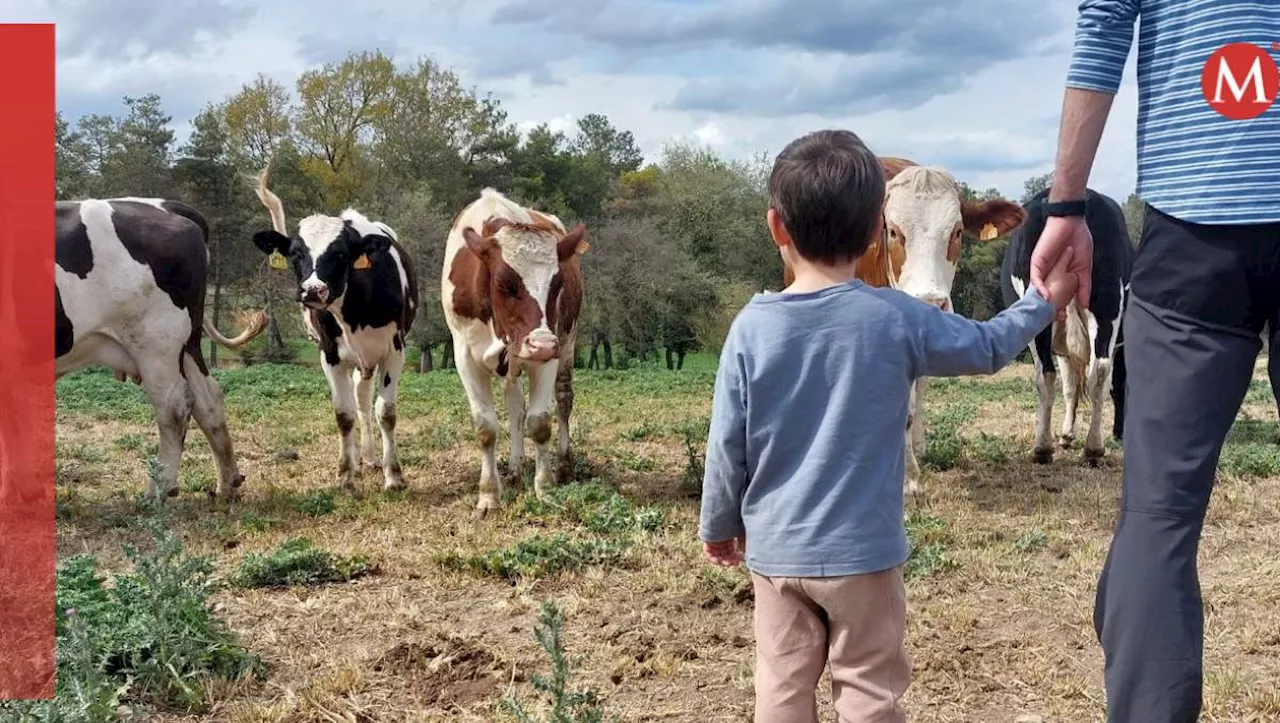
1031, 215, 1093, 319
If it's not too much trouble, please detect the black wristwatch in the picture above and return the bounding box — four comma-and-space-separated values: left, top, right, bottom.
1044, 198, 1087, 217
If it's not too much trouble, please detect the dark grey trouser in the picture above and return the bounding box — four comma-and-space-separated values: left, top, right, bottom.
1094, 204, 1280, 723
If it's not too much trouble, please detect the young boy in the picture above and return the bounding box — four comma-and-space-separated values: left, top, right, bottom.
698, 129, 1078, 722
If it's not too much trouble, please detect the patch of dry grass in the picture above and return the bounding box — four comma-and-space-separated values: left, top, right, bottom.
53, 354, 1280, 722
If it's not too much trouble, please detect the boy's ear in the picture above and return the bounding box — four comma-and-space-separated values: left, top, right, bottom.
766, 208, 792, 249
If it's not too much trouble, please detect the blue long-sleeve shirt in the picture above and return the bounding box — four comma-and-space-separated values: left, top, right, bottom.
697, 280, 1055, 578
1066, 0, 1280, 224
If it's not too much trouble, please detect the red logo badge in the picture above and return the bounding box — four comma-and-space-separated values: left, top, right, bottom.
1201, 43, 1279, 119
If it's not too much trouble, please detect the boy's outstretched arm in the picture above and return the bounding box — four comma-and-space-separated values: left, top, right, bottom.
698, 332, 749, 561
912, 286, 1058, 378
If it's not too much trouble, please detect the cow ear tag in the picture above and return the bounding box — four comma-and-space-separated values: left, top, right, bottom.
979, 223, 998, 241
353, 254, 371, 270
269, 250, 287, 270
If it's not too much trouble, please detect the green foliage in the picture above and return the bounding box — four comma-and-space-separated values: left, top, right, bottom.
905, 511, 957, 581
500, 600, 615, 723
521, 483, 664, 534
437, 535, 631, 582
231, 537, 375, 588
0, 519, 263, 721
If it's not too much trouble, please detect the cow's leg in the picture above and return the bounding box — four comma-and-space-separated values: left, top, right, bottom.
503, 371, 525, 483
525, 359, 560, 499
1057, 353, 1081, 448
904, 382, 923, 497
910, 376, 928, 458
321, 358, 360, 489
354, 368, 379, 470
454, 341, 501, 516
376, 347, 405, 490
1084, 310, 1119, 465
137, 355, 192, 501
555, 340, 577, 482
1031, 328, 1058, 464
181, 350, 244, 500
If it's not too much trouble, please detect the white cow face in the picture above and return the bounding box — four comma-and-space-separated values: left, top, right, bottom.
252, 215, 390, 310
883, 166, 1024, 311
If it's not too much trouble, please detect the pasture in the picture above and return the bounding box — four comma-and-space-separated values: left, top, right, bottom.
43, 351, 1280, 723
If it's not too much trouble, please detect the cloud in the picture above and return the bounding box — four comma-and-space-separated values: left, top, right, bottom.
492, 0, 1064, 116
48, 0, 256, 61
17, 0, 1141, 203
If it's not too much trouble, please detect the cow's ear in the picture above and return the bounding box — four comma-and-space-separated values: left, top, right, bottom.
961, 199, 1026, 240
557, 223, 589, 261
463, 226, 495, 259
252, 229, 290, 256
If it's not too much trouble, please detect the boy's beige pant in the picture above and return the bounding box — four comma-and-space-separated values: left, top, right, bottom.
750, 567, 910, 722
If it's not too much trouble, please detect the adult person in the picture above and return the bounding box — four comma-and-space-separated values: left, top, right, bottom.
1030, 2, 1280, 721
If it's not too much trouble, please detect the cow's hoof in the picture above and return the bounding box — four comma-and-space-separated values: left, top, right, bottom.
213, 485, 242, 502
231, 473, 244, 488
1084, 448, 1104, 467
337, 473, 356, 490
383, 476, 405, 492
1033, 448, 1054, 465
1058, 435, 1075, 449
166, 487, 179, 498
472, 499, 501, 520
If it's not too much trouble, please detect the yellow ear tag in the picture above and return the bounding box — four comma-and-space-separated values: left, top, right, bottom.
979, 223, 998, 241
353, 254, 371, 270
575, 240, 590, 255
269, 250, 287, 270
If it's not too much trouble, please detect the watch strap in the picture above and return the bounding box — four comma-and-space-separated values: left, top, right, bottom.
1044, 199, 1087, 217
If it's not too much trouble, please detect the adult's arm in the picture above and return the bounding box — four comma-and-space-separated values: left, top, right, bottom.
1033, 0, 1139, 306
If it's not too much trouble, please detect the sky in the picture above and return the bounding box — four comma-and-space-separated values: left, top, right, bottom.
13, 0, 1141, 202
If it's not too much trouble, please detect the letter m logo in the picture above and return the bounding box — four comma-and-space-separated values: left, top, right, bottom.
1201, 43, 1280, 120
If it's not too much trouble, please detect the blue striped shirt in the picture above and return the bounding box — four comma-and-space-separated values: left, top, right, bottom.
1066, 0, 1280, 225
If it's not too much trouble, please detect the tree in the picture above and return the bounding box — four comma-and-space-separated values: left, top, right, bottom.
55, 111, 93, 199
174, 104, 257, 367
1021, 172, 1053, 205
99, 94, 176, 197
221, 75, 293, 169
294, 50, 397, 210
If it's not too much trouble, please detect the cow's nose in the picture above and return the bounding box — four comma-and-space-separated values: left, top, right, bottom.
921, 295, 951, 312
303, 284, 329, 302
524, 339, 558, 361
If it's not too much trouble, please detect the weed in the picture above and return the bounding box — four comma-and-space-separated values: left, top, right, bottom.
289, 489, 337, 517
675, 416, 710, 491
1014, 528, 1048, 553
522, 483, 663, 535
437, 536, 630, 582
0, 518, 264, 720
231, 537, 376, 588
905, 511, 957, 581
1218, 443, 1280, 477
500, 600, 615, 723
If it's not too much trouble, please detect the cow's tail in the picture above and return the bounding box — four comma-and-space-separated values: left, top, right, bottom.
253, 160, 288, 235
203, 308, 268, 350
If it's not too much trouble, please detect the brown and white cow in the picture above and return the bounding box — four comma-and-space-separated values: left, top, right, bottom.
783, 157, 1026, 496
442, 188, 587, 517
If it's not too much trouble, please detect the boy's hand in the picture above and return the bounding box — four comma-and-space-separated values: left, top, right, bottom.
1042, 246, 1080, 311
703, 537, 744, 567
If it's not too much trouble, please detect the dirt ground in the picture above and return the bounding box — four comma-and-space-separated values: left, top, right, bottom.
52, 355, 1280, 723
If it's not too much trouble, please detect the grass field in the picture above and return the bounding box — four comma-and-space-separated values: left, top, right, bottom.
45, 352, 1280, 723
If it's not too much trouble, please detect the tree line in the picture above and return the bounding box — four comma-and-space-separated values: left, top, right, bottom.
54, 49, 1147, 372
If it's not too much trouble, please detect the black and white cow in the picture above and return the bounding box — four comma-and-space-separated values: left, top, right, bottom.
55, 198, 268, 501
249, 164, 419, 491
1001, 187, 1134, 466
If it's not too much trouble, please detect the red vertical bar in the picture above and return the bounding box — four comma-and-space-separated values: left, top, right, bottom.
0, 23, 57, 700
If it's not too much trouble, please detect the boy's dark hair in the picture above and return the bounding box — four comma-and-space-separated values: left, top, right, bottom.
768, 129, 884, 266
